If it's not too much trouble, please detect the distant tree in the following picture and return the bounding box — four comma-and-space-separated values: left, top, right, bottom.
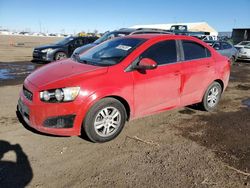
94, 29, 98, 36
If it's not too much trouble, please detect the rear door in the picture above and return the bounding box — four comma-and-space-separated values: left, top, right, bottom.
133, 40, 181, 117
179, 40, 215, 106
221, 42, 233, 58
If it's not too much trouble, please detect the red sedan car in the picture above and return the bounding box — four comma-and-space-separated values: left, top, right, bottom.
18, 34, 230, 142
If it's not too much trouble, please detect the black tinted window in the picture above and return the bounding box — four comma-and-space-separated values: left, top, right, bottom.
222, 42, 232, 49
76, 39, 83, 45
141, 40, 177, 65
182, 40, 211, 60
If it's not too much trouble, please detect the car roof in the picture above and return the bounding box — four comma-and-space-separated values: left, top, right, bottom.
112, 28, 171, 35
124, 34, 172, 39
123, 34, 200, 41
123, 34, 213, 48
70, 36, 97, 39
118, 28, 137, 32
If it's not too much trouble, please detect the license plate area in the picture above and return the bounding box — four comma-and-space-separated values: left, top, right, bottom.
18, 98, 30, 120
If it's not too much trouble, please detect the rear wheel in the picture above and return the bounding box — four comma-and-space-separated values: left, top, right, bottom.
83, 98, 127, 143
230, 56, 235, 65
200, 82, 222, 112
55, 52, 67, 60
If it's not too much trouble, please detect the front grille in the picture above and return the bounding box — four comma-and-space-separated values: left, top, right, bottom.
23, 86, 33, 101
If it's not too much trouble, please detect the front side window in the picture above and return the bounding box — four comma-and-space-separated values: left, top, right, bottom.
140, 40, 177, 65
182, 40, 211, 60
75, 39, 83, 46
55, 37, 74, 45
78, 38, 146, 66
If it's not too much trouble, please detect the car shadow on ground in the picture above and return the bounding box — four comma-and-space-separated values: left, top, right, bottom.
31, 60, 49, 64
0, 140, 33, 187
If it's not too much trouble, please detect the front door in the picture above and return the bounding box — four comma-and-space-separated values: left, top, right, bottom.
132, 40, 181, 117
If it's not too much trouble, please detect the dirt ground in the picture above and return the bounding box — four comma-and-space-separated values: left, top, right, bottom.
0, 35, 62, 62
0, 35, 249, 187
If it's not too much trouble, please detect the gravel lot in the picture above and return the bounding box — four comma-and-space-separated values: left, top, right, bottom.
0, 35, 249, 187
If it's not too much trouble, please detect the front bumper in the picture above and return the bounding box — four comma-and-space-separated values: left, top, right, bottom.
18, 81, 85, 136
32, 50, 54, 62
237, 53, 250, 60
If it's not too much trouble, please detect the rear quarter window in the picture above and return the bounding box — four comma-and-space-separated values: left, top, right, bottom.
182, 40, 211, 61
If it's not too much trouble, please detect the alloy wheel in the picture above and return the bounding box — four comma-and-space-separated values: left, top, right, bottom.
94, 106, 121, 137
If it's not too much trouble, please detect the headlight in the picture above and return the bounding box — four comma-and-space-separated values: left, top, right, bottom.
40, 87, 80, 102
41, 90, 51, 101
41, 48, 53, 53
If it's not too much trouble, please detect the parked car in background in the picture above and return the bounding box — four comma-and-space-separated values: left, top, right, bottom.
205, 41, 238, 63
18, 34, 230, 142
72, 28, 170, 56
237, 44, 250, 61
32, 36, 98, 62
234, 41, 250, 50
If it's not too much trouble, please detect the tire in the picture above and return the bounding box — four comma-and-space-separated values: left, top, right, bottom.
83, 98, 127, 143
55, 52, 67, 60
200, 82, 222, 112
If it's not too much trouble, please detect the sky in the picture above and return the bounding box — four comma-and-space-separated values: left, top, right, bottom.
0, 0, 249, 34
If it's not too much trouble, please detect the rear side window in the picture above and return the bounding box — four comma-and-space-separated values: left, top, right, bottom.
141, 40, 177, 65
222, 42, 232, 49
213, 42, 222, 50
182, 40, 211, 61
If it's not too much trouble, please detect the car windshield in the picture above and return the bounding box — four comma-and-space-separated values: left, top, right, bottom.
55, 37, 74, 45
238, 41, 250, 45
245, 44, 250, 49
78, 37, 146, 66
94, 31, 128, 44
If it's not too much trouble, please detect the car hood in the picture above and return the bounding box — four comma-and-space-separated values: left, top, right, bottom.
234, 45, 245, 48
240, 47, 250, 52
35, 44, 61, 50
27, 59, 108, 88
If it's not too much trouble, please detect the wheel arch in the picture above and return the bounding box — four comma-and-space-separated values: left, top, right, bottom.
101, 95, 131, 121
214, 79, 224, 91
76, 92, 132, 135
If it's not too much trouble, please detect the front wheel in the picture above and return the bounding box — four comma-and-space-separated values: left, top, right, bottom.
200, 82, 222, 112
83, 98, 127, 143
55, 52, 67, 60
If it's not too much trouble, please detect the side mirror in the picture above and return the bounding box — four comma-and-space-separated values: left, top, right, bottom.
135, 58, 157, 70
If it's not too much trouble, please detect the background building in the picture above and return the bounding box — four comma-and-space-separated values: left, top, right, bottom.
232, 28, 250, 44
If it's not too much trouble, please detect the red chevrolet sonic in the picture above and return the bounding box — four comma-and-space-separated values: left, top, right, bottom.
18, 34, 230, 142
